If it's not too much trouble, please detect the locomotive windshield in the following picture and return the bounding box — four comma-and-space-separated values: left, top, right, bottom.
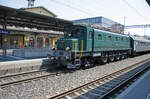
65, 26, 85, 37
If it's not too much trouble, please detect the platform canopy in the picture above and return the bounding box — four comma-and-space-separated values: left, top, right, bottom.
146, 0, 150, 6
0, 5, 73, 32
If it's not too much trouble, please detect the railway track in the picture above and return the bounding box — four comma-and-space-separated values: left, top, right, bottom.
0, 68, 62, 87
49, 58, 150, 99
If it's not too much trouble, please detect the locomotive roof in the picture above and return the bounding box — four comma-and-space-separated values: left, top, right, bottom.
130, 36, 150, 43
94, 28, 129, 37
73, 24, 129, 37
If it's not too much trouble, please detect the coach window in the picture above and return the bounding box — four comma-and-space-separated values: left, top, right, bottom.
98, 34, 102, 40
108, 35, 112, 40
121, 37, 123, 41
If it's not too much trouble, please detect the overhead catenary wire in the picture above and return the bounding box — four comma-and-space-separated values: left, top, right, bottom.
50, 0, 92, 16
61, 0, 98, 16
121, 0, 150, 21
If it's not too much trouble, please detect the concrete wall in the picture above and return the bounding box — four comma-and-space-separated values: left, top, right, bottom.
13, 48, 52, 58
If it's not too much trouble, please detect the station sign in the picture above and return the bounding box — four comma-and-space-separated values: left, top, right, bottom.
0, 30, 10, 34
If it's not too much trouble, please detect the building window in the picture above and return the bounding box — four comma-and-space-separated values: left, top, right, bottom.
45, 38, 49, 47
37, 37, 43, 48
98, 34, 102, 40
108, 35, 112, 40
29, 37, 34, 48
10, 36, 18, 48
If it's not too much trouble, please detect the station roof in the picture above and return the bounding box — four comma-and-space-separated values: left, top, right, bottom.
20, 6, 57, 17
146, 0, 150, 6
0, 5, 73, 32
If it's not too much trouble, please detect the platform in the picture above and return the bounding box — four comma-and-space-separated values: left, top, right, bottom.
0, 54, 24, 62
0, 58, 51, 75
13, 48, 52, 58
116, 70, 150, 99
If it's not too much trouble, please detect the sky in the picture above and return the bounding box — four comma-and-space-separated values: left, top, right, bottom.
0, 0, 150, 36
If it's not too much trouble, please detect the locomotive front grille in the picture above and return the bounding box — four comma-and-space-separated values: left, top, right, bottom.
57, 40, 72, 50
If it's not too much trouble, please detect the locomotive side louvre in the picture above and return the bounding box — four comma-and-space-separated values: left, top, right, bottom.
93, 29, 131, 51
85, 27, 131, 57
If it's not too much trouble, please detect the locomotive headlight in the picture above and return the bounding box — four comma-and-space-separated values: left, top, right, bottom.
52, 47, 56, 51
51, 57, 55, 60
68, 33, 72, 37
66, 47, 70, 51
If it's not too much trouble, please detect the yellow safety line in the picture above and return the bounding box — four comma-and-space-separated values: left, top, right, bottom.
80, 40, 83, 58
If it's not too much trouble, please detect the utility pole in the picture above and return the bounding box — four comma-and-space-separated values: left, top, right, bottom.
144, 27, 146, 36
123, 16, 126, 34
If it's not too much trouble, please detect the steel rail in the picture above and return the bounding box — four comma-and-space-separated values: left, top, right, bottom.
100, 61, 150, 98
49, 58, 150, 99
0, 72, 62, 87
0, 69, 47, 79
0, 67, 63, 87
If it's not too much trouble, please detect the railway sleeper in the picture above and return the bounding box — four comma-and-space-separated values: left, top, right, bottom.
80, 91, 100, 99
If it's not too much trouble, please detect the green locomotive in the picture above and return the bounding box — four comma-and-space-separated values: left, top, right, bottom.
48, 25, 131, 69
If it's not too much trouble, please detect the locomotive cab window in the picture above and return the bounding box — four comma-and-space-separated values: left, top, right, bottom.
75, 28, 80, 35
126, 38, 128, 42
89, 31, 93, 39
81, 29, 85, 34
98, 34, 102, 40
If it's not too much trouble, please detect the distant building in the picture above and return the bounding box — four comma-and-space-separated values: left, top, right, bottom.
73, 16, 124, 33
20, 6, 57, 17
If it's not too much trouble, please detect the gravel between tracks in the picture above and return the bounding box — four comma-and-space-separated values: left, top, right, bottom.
1, 54, 150, 99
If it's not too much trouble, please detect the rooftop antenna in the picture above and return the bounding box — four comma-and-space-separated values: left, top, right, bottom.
27, 0, 35, 7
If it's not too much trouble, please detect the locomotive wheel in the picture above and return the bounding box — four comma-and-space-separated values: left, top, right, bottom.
121, 55, 125, 59
115, 55, 120, 61
108, 56, 114, 62
124, 54, 127, 59
101, 57, 108, 63
83, 58, 90, 68
89, 59, 94, 67
83, 58, 94, 68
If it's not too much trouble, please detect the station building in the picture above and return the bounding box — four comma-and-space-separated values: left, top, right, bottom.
0, 6, 61, 49
73, 16, 124, 33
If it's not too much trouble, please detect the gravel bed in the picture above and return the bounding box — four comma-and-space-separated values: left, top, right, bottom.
0, 54, 150, 99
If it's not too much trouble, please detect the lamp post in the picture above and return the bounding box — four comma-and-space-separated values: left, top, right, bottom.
3, 37, 7, 56
2, 16, 8, 56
